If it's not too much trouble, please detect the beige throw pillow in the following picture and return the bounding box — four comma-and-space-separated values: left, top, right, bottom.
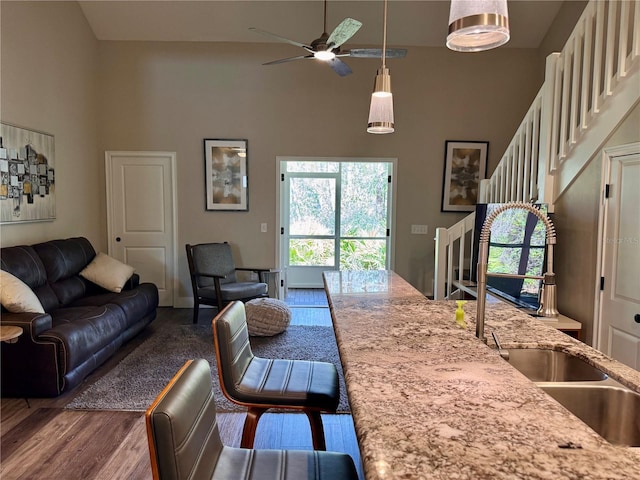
0, 270, 46, 313
80, 253, 135, 293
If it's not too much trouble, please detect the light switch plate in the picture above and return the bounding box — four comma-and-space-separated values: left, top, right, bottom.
411, 224, 428, 234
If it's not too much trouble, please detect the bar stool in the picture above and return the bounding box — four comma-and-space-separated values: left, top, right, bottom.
146, 359, 358, 480
212, 301, 340, 450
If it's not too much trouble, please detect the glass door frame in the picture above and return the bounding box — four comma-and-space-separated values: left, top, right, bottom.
276, 156, 397, 294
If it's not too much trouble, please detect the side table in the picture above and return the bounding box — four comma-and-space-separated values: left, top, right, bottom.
1, 325, 23, 343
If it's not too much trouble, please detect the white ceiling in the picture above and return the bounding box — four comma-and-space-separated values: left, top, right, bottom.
78, 1, 565, 49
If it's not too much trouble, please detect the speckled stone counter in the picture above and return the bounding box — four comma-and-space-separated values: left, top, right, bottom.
323, 270, 640, 480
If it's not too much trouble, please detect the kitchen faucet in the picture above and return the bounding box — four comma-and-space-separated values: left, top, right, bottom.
476, 202, 558, 342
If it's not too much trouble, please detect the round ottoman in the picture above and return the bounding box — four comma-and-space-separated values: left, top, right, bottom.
245, 298, 292, 336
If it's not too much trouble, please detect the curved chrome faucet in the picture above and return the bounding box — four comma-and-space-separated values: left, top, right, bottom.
476, 202, 558, 342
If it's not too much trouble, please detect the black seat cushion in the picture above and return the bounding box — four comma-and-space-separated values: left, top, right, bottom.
236, 357, 339, 409
70, 283, 159, 329
214, 301, 340, 412
213, 448, 358, 480
197, 282, 267, 302
45, 305, 127, 371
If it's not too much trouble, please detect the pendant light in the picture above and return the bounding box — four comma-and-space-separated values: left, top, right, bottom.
447, 0, 510, 52
367, 0, 394, 134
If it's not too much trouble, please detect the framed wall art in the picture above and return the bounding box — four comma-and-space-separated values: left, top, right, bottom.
0, 123, 56, 224
441, 140, 488, 212
203, 139, 248, 211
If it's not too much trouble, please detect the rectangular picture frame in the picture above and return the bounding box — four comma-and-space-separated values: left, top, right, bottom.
0, 122, 56, 224
441, 140, 488, 212
203, 138, 248, 211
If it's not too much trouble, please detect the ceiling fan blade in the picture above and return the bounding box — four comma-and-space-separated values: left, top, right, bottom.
328, 58, 353, 77
249, 27, 311, 50
263, 55, 314, 66
326, 18, 363, 50
347, 48, 408, 59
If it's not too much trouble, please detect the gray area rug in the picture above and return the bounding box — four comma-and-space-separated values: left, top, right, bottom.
66, 323, 349, 413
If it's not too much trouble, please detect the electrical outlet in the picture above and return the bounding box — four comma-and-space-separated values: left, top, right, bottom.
260, 223, 268, 233
411, 224, 429, 234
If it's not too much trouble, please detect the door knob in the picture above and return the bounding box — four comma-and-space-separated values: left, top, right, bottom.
635, 314, 640, 324
116, 237, 121, 242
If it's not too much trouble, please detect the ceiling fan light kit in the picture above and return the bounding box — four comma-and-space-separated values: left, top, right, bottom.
314, 49, 336, 61
447, 0, 510, 52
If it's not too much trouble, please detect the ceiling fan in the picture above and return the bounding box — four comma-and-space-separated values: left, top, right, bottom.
249, 0, 407, 77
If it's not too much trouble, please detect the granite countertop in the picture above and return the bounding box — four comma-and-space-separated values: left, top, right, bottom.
323, 270, 640, 480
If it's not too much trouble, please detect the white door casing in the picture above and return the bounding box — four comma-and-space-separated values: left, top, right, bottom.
596, 143, 640, 369
105, 151, 178, 307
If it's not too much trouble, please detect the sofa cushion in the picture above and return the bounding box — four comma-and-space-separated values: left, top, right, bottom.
44, 305, 128, 372
33, 237, 96, 307
79, 253, 135, 293
33, 237, 96, 282
0, 270, 45, 313
0, 245, 59, 312
70, 282, 159, 330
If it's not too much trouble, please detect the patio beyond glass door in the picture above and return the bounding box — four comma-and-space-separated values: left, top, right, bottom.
281, 160, 392, 288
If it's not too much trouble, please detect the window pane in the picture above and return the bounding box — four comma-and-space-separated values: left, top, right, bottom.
286, 162, 339, 173
340, 163, 388, 237
488, 245, 545, 275
340, 239, 386, 270
289, 178, 335, 235
490, 209, 527, 243
289, 239, 335, 266
488, 206, 547, 245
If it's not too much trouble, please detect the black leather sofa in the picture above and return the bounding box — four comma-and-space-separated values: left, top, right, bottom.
1, 237, 159, 397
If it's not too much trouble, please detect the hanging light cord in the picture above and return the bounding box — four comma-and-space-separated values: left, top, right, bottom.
382, 0, 388, 69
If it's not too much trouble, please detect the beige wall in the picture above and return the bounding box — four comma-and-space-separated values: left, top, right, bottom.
555, 103, 640, 345
537, 0, 588, 77
1, 1, 594, 306
96, 41, 541, 299
0, 1, 102, 249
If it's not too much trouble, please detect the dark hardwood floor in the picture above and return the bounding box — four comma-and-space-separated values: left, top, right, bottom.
0, 290, 363, 479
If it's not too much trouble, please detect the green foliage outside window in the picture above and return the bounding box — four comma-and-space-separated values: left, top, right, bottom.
287, 162, 389, 270
487, 206, 547, 295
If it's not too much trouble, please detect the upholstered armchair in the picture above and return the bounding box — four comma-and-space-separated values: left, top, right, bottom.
185, 242, 269, 323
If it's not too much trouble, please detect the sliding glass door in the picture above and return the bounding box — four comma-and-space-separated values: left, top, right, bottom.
280, 159, 394, 288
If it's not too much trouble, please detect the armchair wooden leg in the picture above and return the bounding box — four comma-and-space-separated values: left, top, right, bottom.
305, 410, 327, 451
192, 303, 199, 324
241, 407, 267, 448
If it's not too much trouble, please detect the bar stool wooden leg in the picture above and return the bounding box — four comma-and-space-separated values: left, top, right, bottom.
241, 407, 267, 448
305, 410, 327, 451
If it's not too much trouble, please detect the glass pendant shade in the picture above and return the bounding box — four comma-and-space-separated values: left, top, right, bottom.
367, 68, 394, 134
447, 0, 510, 52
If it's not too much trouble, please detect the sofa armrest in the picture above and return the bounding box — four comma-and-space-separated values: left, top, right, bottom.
122, 273, 140, 291
0, 311, 53, 339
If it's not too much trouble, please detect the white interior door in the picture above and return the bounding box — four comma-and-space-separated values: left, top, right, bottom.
106, 151, 177, 306
598, 144, 640, 369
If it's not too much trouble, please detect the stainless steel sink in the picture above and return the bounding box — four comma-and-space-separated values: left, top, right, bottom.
506, 349, 608, 382
540, 383, 640, 447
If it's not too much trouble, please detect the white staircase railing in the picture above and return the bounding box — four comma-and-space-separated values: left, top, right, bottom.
434, 0, 639, 300
433, 213, 475, 300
